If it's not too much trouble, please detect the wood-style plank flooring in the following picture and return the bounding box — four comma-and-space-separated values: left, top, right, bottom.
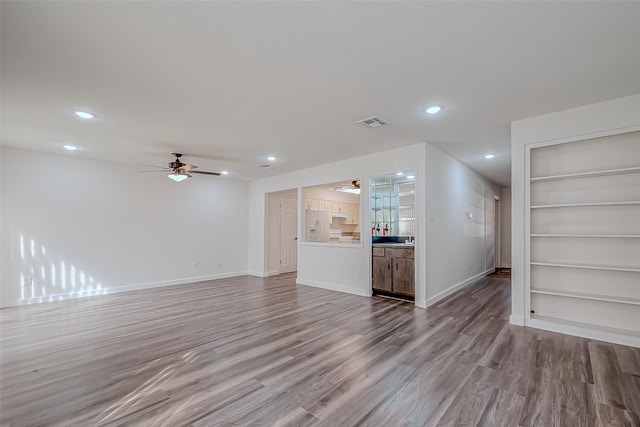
1, 273, 639, 426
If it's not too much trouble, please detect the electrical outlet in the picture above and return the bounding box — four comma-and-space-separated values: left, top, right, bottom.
193, 261, 199, 267
217, 260, 222, 267
469, 262, 473, 270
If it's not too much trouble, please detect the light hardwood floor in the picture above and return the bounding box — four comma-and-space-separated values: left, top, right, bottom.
1, 273, 639, 426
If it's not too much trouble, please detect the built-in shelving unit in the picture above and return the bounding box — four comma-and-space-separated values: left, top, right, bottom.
370, 176, 415, 237
528, 131, 640, 340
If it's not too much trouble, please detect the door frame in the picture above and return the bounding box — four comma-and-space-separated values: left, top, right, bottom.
264, 188, 298, 276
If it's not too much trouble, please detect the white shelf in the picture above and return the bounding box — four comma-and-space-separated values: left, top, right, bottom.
531, 234, 640, 238
530, 166, 640, 182
530, 261, 640, 273
531, 201, 640, 209
531, 288, 640, 306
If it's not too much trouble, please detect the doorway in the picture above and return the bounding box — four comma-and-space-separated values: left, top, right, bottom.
265, 188, 298, 276
279, 196, 297, 273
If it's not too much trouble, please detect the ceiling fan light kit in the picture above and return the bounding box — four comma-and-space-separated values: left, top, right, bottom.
168, 170, 191, 182
138, 153, 222, 182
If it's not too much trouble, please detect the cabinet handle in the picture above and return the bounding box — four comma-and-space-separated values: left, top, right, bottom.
396, 262, 398, 271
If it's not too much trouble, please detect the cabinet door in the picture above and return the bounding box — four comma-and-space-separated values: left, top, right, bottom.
348, 203, 359, 224
372, 257, 392, 292
306, 199, 320, 210
333, 201, 347, 213
392, 258, 415, 296
320, 200, 332, 211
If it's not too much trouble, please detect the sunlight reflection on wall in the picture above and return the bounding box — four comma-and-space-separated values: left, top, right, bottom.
17, 232, 105, 303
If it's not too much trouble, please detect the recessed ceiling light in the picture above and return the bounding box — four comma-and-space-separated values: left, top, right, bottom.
484, 154, 495, 159
407, 175, 415, 179
266, 156, 277, 161
425, 106, 442, 115
63, 145, 79, 151
220, 170, 229, 175
396, 172, 404, 176
73, 110, 96, 119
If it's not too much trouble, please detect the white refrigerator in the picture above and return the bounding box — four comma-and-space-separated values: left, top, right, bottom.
305, 209, 330, 242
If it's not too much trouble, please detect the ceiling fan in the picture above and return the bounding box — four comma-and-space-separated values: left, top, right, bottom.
138, 153, 221, 182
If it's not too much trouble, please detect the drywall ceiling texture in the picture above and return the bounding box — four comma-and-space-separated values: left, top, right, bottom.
0, 147, 249, 307
2, 2, 640, 187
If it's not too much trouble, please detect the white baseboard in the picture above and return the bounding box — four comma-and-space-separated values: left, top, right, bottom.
425, 268, 494, 307
1, 271, 247, 308
526, 318, 640, 348
500, 263, 512, 268
509, 315, 525, 326
296, 278, 369, 298
247, 270, 268, 278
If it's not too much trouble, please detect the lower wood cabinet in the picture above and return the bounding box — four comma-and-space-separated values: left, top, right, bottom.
372, 246, 414, 298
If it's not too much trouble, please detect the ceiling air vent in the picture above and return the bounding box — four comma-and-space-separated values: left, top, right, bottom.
257, 164, 271, 168
355, 116, 388, 129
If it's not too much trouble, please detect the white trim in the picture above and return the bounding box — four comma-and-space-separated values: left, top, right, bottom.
425, 268, 494, 307
523, 124, 640, 149
524, 144, 532, 324
5, 271, 248, 307
509, 315, 525, 326
531, 201, 640, 209
247, 270, 269, 277
500, 262, 512, 268
296, 278, 370, 297
526, 318, 640, 348
530, 166, 640, 182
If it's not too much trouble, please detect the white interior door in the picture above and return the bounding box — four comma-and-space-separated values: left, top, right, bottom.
279, 196, 297, 273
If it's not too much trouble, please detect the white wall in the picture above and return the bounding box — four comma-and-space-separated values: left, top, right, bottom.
0, 147, 249, 307
510, 93, 640, 326
424, 144, 500, 305
500, 186, 512, 268
248, 143, 428, 304
249, 142, 499, 308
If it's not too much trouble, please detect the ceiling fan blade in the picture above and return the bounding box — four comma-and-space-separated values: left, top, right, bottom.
138, 170, 171, 173
190, 170, 221, 176
180, 164, 199, 171
135, 162, 170, 170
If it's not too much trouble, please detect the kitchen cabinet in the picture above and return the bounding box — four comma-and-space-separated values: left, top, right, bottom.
332, 201, 347, 214
319, 200, 332, 211
346, 203, 359, 224
305, 198, 319, 210
372, 245, 414, 298
305, 198, 332, 211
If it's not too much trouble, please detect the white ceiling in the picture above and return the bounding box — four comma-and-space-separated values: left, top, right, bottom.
2, 1, 639, 187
